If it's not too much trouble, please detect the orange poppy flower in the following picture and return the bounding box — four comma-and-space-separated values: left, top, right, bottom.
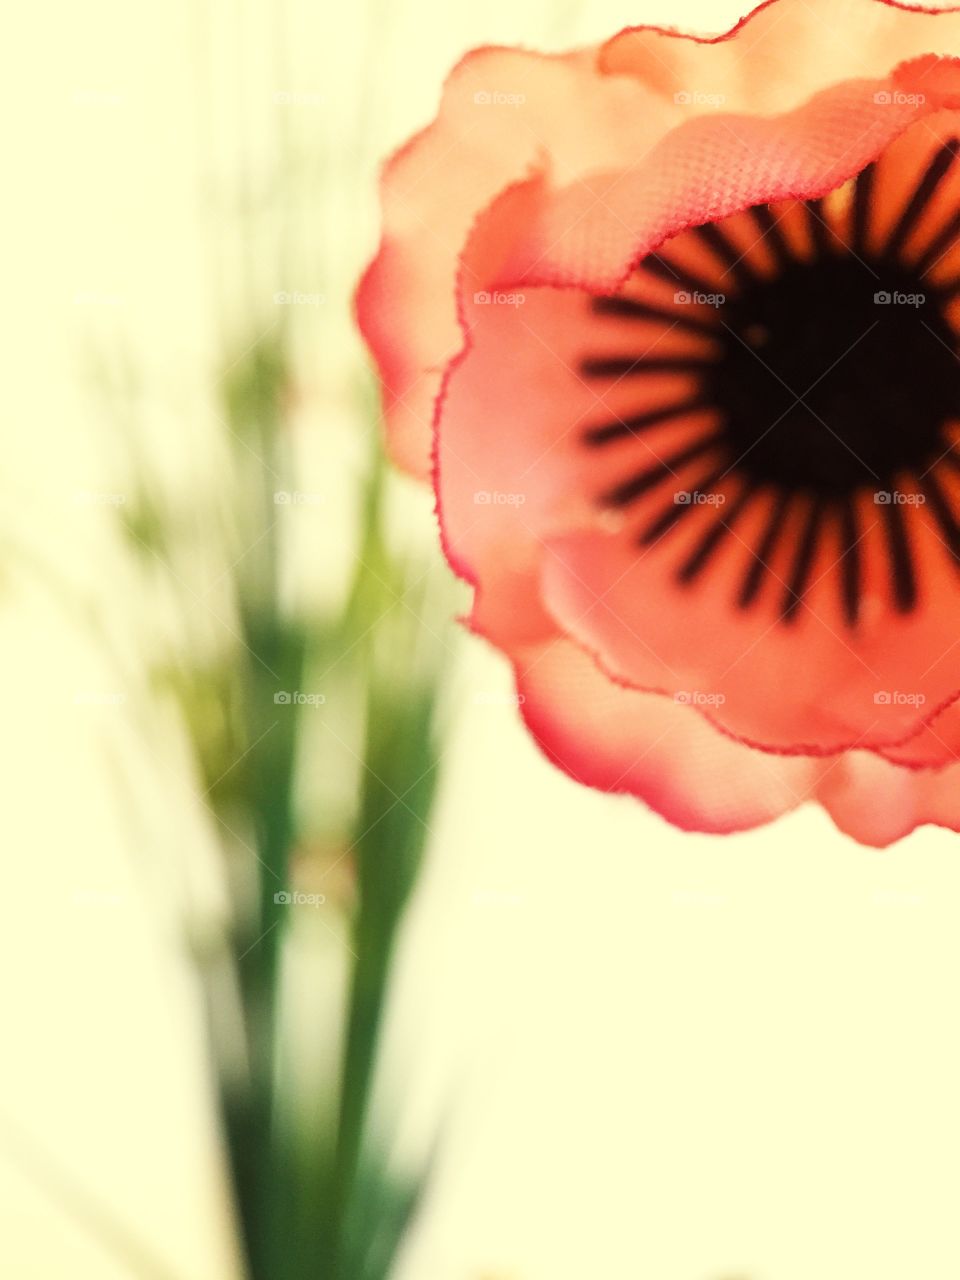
359, 0, 960, 845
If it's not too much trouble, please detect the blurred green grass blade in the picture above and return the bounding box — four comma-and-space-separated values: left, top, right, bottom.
330, 668, 442, 1280
345, 1156, 435, 1280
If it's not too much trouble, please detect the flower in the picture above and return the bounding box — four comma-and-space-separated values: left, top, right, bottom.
358, 0, 960, 846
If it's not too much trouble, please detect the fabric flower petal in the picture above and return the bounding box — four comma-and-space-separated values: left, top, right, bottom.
510, 631, 827, 834
510, 629, 960, 846
356, 46, 680, 476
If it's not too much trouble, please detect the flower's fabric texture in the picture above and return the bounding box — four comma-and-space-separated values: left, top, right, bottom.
358, 0, 960, 846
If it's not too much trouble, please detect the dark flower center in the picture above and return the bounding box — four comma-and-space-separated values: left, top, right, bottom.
580, 141, 960, 626
709, 252, 959, 494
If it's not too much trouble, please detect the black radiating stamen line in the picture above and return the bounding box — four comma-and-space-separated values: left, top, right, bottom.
781, 496, 825, 622
579, 354, 710, 379
885, 138, 959, 260
914, 205, 960, 276
591, 295, 719, 337
600, 433, 723, 508
676, 482, 756, 583
738, 493, 791, 609
880, 496, 918, 611
922, 469, 960, 564
749, 203, 794, 272
837, 499, 862, 627
850, 161, 876, 254
583, 395, 709, 448
636, 464, 727, 546
934, 270, 960, 297
806, 197, 832, 258
641, 252, 717, 297
693, 222, 756, 290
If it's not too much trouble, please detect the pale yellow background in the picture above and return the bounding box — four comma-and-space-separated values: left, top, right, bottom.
4, 1, 960, 1278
